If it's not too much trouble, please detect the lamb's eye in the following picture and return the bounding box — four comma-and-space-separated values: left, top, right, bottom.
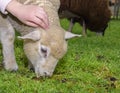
41, 47, 47, 53
40, 45, 49, 58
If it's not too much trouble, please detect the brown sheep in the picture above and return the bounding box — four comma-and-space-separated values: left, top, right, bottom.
59, 0, 112, 36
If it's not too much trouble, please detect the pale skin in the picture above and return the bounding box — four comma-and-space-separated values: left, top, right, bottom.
6, 0, 49, 29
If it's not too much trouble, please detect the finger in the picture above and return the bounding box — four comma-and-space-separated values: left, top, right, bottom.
34, 7, 49, 28
25, 21, 39, 27
29, 16, 48, 29
36, 15, 49, 29
36, 10, 49, 27
34, 14, 49, 29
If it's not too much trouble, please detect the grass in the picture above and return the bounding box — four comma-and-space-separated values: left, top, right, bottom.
0, 19, 120, 93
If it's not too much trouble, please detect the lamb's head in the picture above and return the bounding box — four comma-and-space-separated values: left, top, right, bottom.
19, 26, 80, 77
18, 26, 80, 77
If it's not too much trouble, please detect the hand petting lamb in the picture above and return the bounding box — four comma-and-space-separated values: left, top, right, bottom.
0, 0, 81, 77
59, 0, 111, 36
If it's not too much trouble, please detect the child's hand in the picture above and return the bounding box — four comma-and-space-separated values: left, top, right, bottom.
6, 0, 49, 29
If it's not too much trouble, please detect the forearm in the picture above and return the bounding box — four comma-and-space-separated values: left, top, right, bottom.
0, 0, 12, 14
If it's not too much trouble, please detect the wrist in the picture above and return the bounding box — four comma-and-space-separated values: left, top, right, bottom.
6, 0, 23, 16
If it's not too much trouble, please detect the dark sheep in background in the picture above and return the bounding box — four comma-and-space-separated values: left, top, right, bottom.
59, 0, 111, 36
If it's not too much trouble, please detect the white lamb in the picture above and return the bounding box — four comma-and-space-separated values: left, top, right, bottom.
0, 0, 81, 77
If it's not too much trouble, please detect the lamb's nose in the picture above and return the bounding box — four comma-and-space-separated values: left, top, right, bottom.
44, 72, 52, 77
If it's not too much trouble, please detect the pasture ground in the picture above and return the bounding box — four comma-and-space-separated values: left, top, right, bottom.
0, 19, 120, 93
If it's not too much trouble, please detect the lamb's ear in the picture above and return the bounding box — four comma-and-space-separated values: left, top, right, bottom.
18, 30, 41, 41
65, 31, 82, 39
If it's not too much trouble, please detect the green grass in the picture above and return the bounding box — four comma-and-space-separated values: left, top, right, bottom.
0, 19, 120, 93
